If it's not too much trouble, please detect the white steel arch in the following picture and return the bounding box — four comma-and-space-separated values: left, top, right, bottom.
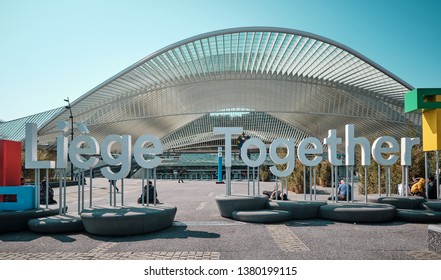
6, 27, 418, 151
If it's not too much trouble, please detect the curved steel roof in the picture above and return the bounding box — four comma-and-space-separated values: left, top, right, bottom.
4, 27, 420, 151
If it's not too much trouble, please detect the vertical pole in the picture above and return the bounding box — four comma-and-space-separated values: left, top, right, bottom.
378, 164, 381, 197
281, 177, 284, 200
63, 169, 67, 214
81, 170, 85, 211
334, 165, 339, 203
113, 178, 118, 206
313, 167, 317, 201
364, 166, 368, 203
345, 166, 349, 203
384, 166, 388, 197
401, 165, 405, 196
146, 169, 150, 207
89, 167, 93, 207
121, 178, 124, 206
217, 147, 223, 183
45, 169, 49, 208
303, 165, 306, 201
109, 180, 112, 206
436, 151, 439, 199
227, 166, 231, 195
309, 167, 312, 201
331, 165, 334, 202
153, 168, 157, 206
350, 166, 354, 203
284, 177, 288, 199
257, 166, 261, 196
247, 165, 250, 195
141, 169, 145, 206
275, 177, 279, 201
34, 169, 38, 208
252, 166, 255, 195
425, 152, 429, 199
386, 165, 390, 196
405, 166, 409, 197
78, 171, 81, 213
58, 169, 62, 215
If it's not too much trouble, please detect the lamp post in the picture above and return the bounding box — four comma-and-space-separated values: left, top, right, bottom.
64, 97, 74, 181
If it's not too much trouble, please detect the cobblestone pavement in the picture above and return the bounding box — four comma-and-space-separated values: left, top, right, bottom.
0, 251, 220, 260
1, 179, 440, 260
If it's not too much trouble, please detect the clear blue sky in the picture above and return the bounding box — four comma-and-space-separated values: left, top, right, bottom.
1, 0, 440, 121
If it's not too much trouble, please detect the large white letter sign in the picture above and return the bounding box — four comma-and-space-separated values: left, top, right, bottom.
372, 136, 399, 166
100, 135, 132, 180
56, 121, 68, 169
345, 124, 371, 166
269, 138, 295, 177
323, 129, 342, 166
401, 137, 420, 166
213, 127, 243, 167
25, 123, 55, 169
134, 134, 163, 169
241, 138, 267, 167
68, 135, 100, 169
297, 137, 323, 166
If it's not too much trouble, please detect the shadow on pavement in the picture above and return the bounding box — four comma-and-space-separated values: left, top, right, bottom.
86, 225, 221, 242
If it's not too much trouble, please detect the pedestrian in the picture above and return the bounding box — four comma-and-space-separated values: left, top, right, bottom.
40, 177, 57, 205
109, 179, 119, 192
178, 169, 184, 183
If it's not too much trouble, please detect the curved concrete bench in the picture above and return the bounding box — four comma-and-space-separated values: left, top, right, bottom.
0, 208, 60, 233
394, 209, 441, 223
319, 203, 397, 223
267, 200, 327, 219
28, 214, 84, 234
215, 195, 269, 218
421, 201, 441, 211
232, 209, 292, 223
80, 204, 177, 236
428, 224, 441, 254
369, 196, 425, 209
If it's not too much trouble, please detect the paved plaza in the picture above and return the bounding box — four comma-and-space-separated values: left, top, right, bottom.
0, 178, 440, 260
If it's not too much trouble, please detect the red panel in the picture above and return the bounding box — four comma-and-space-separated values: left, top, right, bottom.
0, 140, 22, 186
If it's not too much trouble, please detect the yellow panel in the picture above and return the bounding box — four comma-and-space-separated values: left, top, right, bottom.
422, 108, 441, 151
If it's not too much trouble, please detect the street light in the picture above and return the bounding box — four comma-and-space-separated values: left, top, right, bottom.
64, 97, 74, 181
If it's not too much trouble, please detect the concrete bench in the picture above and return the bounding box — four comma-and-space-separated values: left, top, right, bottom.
394, 209, 441, 223
80, 204, 177, 236
421, 201, 441, 211
428, 224, 441, 254
232, 209, 292, 223
369, 196, 425, 209
28, 214, 84, 234
215, 195, 269, 219
0, 208, 60, 233
266, 200, 327, 220
319, 203, 397, 223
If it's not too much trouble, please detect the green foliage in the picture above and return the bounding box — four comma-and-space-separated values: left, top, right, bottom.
259, 165, 271, 182
21, 149, 57, 183
317, 160, 332, 187
287, 159, 308, 193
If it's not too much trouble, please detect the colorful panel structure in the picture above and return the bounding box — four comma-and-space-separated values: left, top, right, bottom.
0, 140, 22, 186
405, 88, 441, 152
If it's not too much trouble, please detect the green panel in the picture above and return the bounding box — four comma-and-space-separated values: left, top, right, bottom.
404, 88, 441, 113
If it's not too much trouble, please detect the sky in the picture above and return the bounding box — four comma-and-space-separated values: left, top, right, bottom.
0, 0, 440, 121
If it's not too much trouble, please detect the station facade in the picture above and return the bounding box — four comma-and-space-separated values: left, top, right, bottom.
0, 27, 420, 179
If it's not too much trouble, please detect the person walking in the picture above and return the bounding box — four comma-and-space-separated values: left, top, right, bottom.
178, 169, 184, 183
109, 179, 119, 192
